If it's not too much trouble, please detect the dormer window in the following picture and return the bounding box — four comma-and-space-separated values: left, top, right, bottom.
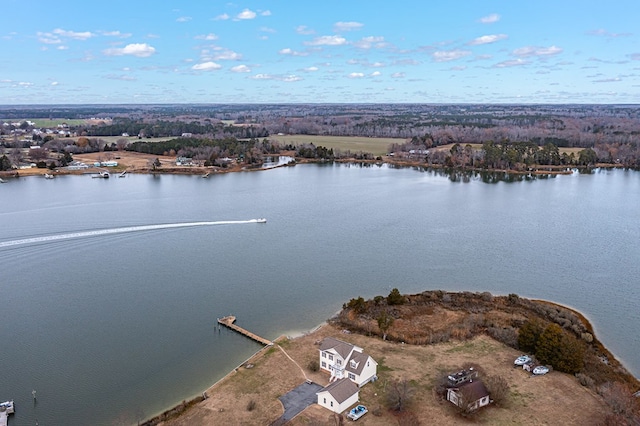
350, 360, 358, 369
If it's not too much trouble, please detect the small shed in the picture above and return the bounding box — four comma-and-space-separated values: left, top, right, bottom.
447, 379, 491, 411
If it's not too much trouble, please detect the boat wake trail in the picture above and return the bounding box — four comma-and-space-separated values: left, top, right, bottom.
0, 220, 263, 248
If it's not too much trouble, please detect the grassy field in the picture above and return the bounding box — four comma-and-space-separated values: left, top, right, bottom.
270, 135, 404, 157
27, 118, 89, 127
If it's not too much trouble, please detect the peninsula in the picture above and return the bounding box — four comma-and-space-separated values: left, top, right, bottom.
143, 290, 640, 426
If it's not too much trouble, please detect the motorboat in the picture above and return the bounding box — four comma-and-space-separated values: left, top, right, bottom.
92, 171, 110, 179
256, 218, 267, 223
44, 173, 55, 179
347, 405, 367, 421
514, 355, 532, 366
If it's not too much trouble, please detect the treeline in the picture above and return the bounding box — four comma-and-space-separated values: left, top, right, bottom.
127, 137, 281, 166
391, 139, 640, 169
82, 118, 269, 139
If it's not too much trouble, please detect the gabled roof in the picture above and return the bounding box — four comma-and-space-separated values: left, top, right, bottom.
345, 350, 373, 375
319, 337, 355, 360
455, 380, 489, 401
318, 378, 359, 404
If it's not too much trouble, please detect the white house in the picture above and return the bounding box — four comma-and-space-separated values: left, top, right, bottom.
318, 337, 378, 387
316, 378, 359, 414
446, 379, 491, 411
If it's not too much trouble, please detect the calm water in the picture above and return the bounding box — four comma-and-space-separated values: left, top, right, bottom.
0, 165, 638, 425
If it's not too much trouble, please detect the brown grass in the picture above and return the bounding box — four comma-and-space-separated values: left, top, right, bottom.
155, 323, 608, 426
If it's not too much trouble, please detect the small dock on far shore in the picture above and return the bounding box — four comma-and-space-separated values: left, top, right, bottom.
218, 316, 272, 346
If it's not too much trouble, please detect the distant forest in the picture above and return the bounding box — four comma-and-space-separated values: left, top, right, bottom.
1, 104, 639, 169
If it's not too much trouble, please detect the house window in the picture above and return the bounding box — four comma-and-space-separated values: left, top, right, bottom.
322, 352, 326, 358
328, 354, 333, 361
349, 373, 356, 380
336, 359, 341, 365
330, 401, 333, 407
323, 398, 326, 404
321, 362, 326, 368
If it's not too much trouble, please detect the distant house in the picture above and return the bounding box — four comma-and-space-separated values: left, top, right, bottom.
176, 157, 194, 166
181, 132, 193, 138
316, 378, 359, 414
318, 337, 378, 387
447, 379, 490, 411
67, 161, 89, 170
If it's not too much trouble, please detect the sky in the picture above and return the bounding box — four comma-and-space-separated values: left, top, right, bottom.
1, 1, 640, 104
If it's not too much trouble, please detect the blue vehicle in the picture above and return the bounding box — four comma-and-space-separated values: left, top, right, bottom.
347, 405, 368, 421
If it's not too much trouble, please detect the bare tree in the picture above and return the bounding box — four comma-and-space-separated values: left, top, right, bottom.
387, 378, 415, 412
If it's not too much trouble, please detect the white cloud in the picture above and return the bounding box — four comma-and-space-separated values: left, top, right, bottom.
176, 16, 192, 22
53, 28, 94, 40
211, 49, 241, 60
37, 33, 61, 44
391, 72, 405, 78
587, 29, 632, 38
18, 82, 34, 87
333, 21, 364, 32
261, 10, 272, 16
468, 34, 507, 45
231, 65, 251, 73
101, 31, 131, 38
282, 75, 301, 82
279, 48, 308, 57
105, 74, 137, 81
371, 71, 381, 77
192, 61, 222, 71
348, 72, 364, 78
352, 36, 387, 49
593, 77, 622, 83
494, 58, 528, 68
479, 14, 500, 24
195, 33, 218, 41
432, 49, 471, 62
237, 9, 257, 20
103, 43, 156, 57
513, 45, 562, 57
214, 13, 229, 21
51, 81, 59, 86
296, 25, 315, 35
305, 35, 347, 46
57, 45, 69, 50
251, 74, 273, 80
303, 66, 318, 72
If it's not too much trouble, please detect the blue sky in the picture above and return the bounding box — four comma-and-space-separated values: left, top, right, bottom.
2, 1, 639, 104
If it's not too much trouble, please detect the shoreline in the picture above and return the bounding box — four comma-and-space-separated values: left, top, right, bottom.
140, 323, 329, 426
139, 294, 638, 426
0, 152, 632, 180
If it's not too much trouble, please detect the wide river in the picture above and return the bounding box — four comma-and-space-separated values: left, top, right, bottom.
0, 164, 638, 425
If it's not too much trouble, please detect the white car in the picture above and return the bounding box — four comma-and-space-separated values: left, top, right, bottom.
533, 365, 549, 375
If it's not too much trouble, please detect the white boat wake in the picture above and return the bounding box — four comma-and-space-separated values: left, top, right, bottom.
0, 219, 265, 249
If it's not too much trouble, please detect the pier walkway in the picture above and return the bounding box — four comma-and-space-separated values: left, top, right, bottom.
217, 316, 272, 346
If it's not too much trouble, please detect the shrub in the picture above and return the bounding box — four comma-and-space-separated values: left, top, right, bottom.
246, 399, 256, 411
485, 375, 510, 406
387, 288, 405, 305
308, 359, 319, 372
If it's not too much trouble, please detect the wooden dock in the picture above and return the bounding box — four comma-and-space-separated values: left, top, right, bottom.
218, 316, 272, 346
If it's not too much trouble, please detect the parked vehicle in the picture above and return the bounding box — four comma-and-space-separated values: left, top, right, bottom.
347, 405, 367, 421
